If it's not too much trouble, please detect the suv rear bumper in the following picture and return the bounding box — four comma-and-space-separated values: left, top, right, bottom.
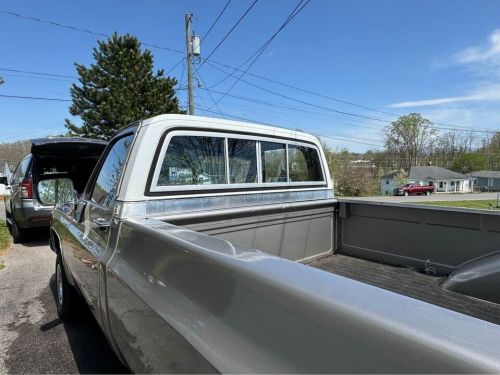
16, 199, 54, 228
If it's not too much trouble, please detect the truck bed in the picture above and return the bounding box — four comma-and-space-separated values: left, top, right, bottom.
310, 254, 500, 325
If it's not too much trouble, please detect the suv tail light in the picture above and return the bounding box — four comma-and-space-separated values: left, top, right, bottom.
20, 178, 33, 199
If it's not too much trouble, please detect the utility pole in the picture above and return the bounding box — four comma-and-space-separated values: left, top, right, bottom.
185, 13, 194, 115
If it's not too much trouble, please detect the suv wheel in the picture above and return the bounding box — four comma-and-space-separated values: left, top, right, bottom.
55, 255, 81, 320
10, 218, 27, 244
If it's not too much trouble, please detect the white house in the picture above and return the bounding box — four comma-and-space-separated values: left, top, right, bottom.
381, 166, 474, 195
380, 171, 400, 195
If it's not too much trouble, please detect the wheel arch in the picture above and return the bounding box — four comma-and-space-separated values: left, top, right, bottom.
50, 228, 76, 286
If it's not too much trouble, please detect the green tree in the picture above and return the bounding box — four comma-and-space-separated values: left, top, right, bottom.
394, 168, 409, 186
451, 152, 488, 174
65, 33, 182, 140
385, 113, 437, 171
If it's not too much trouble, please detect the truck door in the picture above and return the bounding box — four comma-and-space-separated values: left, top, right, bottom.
65, 134, 133, 321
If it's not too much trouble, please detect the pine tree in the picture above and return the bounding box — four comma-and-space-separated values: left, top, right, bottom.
65, 33, 183, 140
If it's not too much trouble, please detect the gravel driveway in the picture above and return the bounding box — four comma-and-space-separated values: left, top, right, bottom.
0, 231, 128, 374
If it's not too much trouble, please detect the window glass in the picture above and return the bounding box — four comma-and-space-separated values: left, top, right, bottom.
261, 142, 287, 183
20, 157, 31, 177
91, 135, 133, 208
228, 139, 257, 184
288, 145, 323, 182
158, 136, 226, 186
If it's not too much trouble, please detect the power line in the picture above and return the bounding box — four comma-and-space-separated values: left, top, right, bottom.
0, 123, 66, 142
0, 10, 184, 55
0, 73, 74, 83
195, 71, 225, 117
2, 9, 497, 134
205, 60, 392, 123
166, 57, 186, 75
0, 67, 77, 79
198, 86, 389, 131
195, 105, 385, 148
209, 0, 308, 90
205, 58, 499, 133
204, 60, 499, 134
0, 94, 71, 102
202, 0, 233, 41
196, 0, 259, 71
210, 0, 311, 108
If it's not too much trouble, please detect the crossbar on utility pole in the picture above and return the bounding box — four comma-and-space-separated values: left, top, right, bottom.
185, 13, 194, 115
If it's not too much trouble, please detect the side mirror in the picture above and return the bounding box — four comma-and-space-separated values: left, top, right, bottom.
37, 178, 75, 206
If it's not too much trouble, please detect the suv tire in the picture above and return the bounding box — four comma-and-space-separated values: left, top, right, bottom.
10, 218, 27, 244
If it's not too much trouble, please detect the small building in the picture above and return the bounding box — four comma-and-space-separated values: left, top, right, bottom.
380, 166, 474, 195
380, 171, 400, 195
470, 170, 500, 191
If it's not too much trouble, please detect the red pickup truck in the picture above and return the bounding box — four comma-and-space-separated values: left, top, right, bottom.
394, 183, 435, 196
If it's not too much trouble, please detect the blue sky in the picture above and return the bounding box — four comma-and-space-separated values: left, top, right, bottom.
1, 0, 500, 151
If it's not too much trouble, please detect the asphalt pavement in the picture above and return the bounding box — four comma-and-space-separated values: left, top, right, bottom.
0, 230, 128, 374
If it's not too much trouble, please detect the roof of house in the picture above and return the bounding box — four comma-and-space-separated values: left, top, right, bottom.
380, 171, 399, 179
470, 170, 500, 178
409, 166, 468, 180
381, 166, 470, 181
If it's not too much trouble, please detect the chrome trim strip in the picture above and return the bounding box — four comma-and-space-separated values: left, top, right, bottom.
120, 190, 335, 219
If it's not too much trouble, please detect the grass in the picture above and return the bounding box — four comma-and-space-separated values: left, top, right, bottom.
413, 200, 500, 210
0, 220, 10, 252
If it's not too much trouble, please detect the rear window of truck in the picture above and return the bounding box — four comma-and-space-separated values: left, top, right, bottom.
151, 132, 325, 193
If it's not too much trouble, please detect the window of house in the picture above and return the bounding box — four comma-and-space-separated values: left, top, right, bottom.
386, 180, 390, 185
157, 136, 226, 186
439, 182, 443, 188
488, 178, 494, 187
228, 139, 257, 184
288, 144, 323, 182
261, 142, 287, 183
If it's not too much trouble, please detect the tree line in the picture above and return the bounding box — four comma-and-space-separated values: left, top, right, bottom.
324, 113, 499, 196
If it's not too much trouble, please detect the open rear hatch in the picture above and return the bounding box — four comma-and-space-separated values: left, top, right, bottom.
31, 138, 107, 193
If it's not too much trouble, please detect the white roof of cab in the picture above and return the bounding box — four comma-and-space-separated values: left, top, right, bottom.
140, 114, 321, 146
119, 114, 329, 201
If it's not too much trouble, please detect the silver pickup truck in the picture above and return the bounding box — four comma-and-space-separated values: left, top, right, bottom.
49, 114, 500, 373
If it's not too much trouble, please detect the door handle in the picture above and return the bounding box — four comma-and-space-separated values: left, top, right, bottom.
92, 217, 111, 230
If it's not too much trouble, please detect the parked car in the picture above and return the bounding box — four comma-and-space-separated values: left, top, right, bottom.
4, 137, 107, 243
49, 115, 500, 373
394, 183, 435, 196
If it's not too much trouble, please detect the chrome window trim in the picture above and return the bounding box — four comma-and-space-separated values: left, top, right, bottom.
150, 130, 326, 193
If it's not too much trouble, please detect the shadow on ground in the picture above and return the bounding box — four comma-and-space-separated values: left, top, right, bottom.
18, 227, 50, 247
4, 271, 129, 374
47, 274, 130, 374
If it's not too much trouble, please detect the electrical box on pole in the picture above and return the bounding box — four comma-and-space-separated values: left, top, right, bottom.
191, 35, 201, 57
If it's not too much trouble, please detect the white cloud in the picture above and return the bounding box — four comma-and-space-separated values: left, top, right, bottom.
389, 84, 500, 108
390, 30, 500, 109
453, 29, 500, 65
